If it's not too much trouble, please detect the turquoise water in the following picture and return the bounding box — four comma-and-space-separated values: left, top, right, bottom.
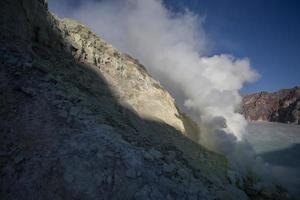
244, 122, 300, 197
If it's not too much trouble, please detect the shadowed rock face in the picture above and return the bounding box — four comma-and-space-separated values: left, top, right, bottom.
0, 0, 290, 199
241, 87, 300, 125
57, 18, 186, 133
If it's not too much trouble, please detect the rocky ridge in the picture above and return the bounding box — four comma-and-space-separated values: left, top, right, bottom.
58, 18, 185, 133
0, 0, 290, 199
241, 86, 300, 125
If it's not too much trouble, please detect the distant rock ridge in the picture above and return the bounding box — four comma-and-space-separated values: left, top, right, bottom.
241, 86, 300, 124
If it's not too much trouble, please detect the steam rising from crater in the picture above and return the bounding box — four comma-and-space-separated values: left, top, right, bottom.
70, 0, 259, 142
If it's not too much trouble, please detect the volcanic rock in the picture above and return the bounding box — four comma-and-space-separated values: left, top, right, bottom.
0, 0, 290, 199
241, 86, 300, 124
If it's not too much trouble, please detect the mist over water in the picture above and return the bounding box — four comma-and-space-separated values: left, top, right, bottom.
245, 122, 300, 196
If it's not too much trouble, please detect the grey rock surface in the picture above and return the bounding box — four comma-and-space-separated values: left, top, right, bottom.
0, 0, 290, 199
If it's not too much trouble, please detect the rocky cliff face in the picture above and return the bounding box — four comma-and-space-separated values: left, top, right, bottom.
58, 18, 186, 133
241, 87, 300, 125
0, 0, 289, 199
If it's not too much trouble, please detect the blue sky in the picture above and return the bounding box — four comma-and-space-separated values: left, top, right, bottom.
49, 0, 300, 94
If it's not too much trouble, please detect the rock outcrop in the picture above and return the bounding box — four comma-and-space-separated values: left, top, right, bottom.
241, 87, 300, 125
0, 0, 290, 199
58, 18, 186, 133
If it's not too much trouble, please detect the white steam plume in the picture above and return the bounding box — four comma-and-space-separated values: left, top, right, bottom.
48, 0, 293, 192
69, 0, 259, 141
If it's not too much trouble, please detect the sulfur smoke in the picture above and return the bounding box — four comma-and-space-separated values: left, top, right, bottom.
53, 0, 264, 169
67, 0, 263, 169
69, 0, 259, 141
48, 0, 290, 191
